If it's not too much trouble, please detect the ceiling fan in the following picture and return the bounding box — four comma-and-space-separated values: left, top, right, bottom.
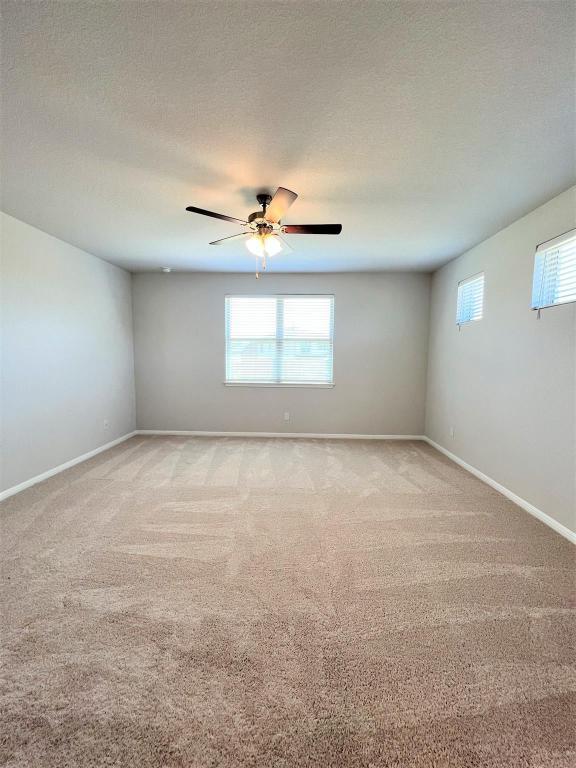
186, 187, 342, 276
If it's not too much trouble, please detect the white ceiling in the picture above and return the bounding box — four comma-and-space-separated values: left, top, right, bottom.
1, 1, 574, 273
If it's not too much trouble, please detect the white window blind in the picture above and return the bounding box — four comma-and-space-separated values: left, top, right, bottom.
456, 273, 484, 325
225, 295, 334, 385
531, 229, 576, 311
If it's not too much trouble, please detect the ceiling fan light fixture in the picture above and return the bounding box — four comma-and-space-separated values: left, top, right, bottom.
264, 234, 282, 257
246, 233, 282, 259
246, 234, 266, 258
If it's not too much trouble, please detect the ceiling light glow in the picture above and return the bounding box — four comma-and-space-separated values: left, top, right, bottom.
246, 234, 282, 259
246, 235, 265, 258
265, 235, 282, 257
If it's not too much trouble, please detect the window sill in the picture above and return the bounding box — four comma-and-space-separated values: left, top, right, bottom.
224, 382, 334, 389
531, 300, 576, 311
456, 318, 482, 327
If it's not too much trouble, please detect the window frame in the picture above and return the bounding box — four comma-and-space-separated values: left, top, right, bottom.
224, 294, 335, 388
531, 229, 576, 313
456, 272, 485, 327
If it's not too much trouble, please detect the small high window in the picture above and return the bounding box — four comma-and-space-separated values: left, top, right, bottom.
531, 229, 576, 312
456, 273, 484, 326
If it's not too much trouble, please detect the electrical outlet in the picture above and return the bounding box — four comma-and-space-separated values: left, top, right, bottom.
449, 426, 455, 439
103, 419, 110, 430
284, 411, 290, 422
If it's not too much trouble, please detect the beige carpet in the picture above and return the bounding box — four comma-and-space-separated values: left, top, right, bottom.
1, 437, 574, 767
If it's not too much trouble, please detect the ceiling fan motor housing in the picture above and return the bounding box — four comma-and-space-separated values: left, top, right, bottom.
248, 209, 275, 235
248, 193, 275, 229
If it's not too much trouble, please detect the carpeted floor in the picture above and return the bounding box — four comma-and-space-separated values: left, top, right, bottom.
0, 437, 574, 767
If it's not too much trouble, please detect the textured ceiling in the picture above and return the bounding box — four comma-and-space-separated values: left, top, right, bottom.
1, 1, 574, 273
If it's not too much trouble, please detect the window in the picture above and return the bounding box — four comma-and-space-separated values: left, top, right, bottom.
456, 273, 484, 325
531, 229, 576, 311
225, 295, 334, 386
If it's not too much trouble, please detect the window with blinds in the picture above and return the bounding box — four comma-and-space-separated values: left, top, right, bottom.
531, 229, 576, 311
456, 273, 484, 325
225, 295, 334, 386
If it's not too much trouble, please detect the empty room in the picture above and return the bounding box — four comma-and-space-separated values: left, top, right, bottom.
1, 1, 575, 766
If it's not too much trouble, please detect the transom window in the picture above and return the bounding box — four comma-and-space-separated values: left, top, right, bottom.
225, 295, 334, 386
456, 273, 484, 325
531, 229, 576, 311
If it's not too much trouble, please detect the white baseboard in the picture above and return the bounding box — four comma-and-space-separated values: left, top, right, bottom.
423, 437, 576, 545
136, 430, 426, 440
0, 431, 138, 502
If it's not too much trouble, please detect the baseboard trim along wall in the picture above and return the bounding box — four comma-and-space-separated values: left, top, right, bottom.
423, 437, 576, 545
0, 431, 138, 502
136, 430, 426, 440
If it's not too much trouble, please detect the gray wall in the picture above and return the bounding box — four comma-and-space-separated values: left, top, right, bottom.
133, 272, 431, 436
0, 213, 136, 492
425, 187, 576, 532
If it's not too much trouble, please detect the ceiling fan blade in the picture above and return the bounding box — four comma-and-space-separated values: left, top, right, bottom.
186, 206, 247, 225
282, 224, 342, 235
209, 232, 249, 246
265, 187, 298, 223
